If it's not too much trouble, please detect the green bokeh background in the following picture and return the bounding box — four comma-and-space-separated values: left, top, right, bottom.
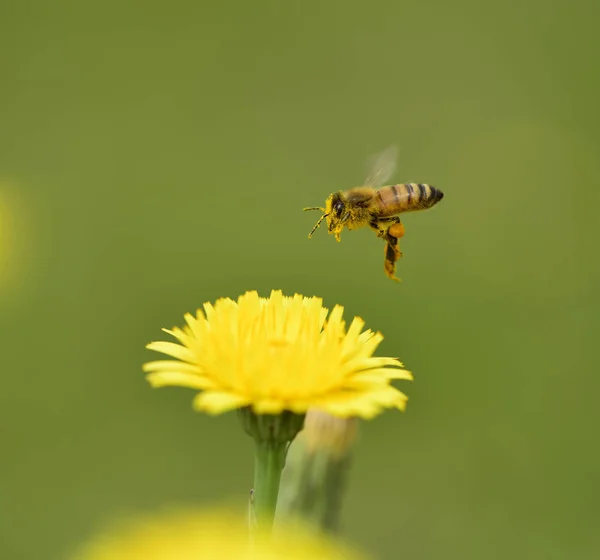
1, 1, 599, 558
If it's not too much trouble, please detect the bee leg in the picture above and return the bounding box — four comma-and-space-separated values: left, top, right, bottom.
379, 218, 404, 282
370, 217, 403, 236
384, 236, 402, 282
388, 220, 405, 239
369, 218, 404, 281
369, 218, 390, 239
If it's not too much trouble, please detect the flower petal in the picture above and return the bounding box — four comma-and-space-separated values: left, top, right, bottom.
311, 387, 409, 419
251, 398, 287, 415
146, 341, 195, 363
147, 371, 217, 390
347, 369, 413, 386
143, 290, 413, 419
142, 360, 201, 374
193, 391, 251, 414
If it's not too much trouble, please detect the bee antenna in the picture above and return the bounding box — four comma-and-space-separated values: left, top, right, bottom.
307, 212, 329, 238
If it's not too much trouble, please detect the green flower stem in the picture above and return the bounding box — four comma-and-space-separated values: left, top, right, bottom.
252, 439, 288, 530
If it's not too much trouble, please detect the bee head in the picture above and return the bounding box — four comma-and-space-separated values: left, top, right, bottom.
303, 192, 347, 240
324, 192, 348, 240
330, 193, 346, 219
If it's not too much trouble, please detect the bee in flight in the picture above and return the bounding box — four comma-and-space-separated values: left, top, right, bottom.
304, 145, 443, 282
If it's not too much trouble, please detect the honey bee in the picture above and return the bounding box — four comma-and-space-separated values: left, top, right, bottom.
304, 145, 443, 282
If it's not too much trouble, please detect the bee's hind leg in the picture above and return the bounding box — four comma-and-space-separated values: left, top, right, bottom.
383, 234, 402, 282
370, 217, 405, 282
387, 219, 405, 240
370, 216, 404, 239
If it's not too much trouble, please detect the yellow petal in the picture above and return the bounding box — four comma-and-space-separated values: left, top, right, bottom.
348, 369, 413, 385
146, 371, 216, 390
251, 398, 288, 414
312, 387, 408, 418
143, 290, 413, 419
142, 360, 201, 374
193, 391, 251, 414
146, 341, 195, 363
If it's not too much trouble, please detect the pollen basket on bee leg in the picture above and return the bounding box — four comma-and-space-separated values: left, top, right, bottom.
388, 222, 405, 238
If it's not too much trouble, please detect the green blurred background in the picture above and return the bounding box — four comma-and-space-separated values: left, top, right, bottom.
1, 0, 599, 558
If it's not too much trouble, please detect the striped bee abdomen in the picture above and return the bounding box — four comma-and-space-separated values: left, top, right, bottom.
375, 183, 444, 215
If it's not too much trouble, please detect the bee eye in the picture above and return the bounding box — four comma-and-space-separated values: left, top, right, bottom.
334, 201, 344, 216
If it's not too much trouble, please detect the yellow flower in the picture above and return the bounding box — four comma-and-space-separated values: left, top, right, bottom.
143, 290, 412, 419
70, 507, 369, 560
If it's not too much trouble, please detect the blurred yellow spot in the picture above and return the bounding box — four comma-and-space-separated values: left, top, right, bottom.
0, 181, 35, 308
70, 506, 369, 560
0, 183, 21, 297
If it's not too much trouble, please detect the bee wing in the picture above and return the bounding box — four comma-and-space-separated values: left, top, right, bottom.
364, 144, 398, 188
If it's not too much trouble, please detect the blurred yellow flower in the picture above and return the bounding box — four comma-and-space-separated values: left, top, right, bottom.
0, 182, 30, 301
71, 507, 368, 560
144, 290, 412, 419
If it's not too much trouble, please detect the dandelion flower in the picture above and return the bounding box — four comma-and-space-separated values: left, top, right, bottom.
143, 289, 412, 420
143, 290, 413, 529
70, 507, 369, 560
